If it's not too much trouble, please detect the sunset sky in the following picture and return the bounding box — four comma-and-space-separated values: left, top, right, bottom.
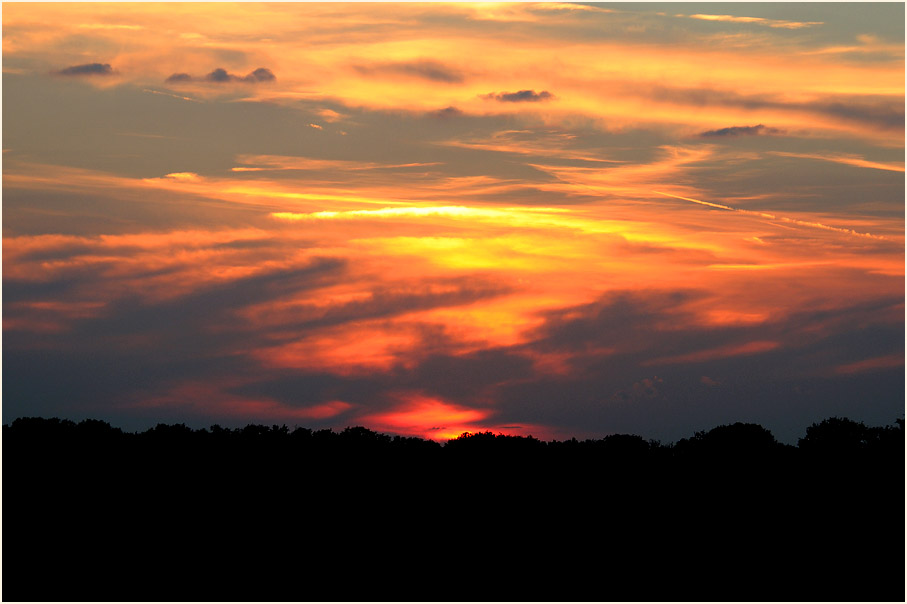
3, 2, 904, 444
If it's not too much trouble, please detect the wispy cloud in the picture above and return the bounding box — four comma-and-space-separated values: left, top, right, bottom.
78, 23, 144, 31
768, 151, 905, 173
232, 154, 441, 173
679, 13, 823, 30
700, 124, 783, 137
438, 130, 622, 163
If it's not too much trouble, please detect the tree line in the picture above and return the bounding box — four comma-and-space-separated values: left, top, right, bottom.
7, 414, 903, 495
3, 414, 903, 602
4, 414, 903, 459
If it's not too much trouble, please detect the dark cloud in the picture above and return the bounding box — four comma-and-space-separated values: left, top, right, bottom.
700, 124, 783, 137
56, 63, 113, 76
354, 60, 464, 83
814, 98, 904, 131
610, 376, 665, 404
1, 254, 516, 430
397, 349, 536, 402
644, 84, 904, 132
205, 68, 234, 82
3, 260, 902, 443
427, 106, 464, 119
230, 372, 384, 411
244, 67, 275, 82
260, 278, 514, 334
99, 258, 348, 339
165, 67, 276, 84
481, 90, 554, 102
481, 289, 905, 443
2, 257, 350, 425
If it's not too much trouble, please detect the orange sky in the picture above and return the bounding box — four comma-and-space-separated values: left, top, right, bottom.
3, 2, 904, 443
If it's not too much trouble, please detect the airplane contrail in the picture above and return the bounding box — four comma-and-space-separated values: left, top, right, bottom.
650, 190, 889, 241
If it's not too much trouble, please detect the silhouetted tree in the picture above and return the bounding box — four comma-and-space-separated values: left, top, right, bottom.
339, 425, 391, 447
675, 421, 779, 459
600, 433, 650, 455
798, 416, 869, 454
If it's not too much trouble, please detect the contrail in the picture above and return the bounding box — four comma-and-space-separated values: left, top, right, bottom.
651, 190, 888, 241
142, 88, 202, 103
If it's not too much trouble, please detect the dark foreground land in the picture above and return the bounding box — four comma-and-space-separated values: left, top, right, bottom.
3, 416, 904, 602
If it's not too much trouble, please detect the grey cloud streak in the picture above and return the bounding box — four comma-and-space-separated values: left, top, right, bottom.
55, 63, 114, 76
427, 106, 464, 119
481, 90, 554, 102
700, 124, 783, 137
353, 59, 464, 83
643, 84, 904, 132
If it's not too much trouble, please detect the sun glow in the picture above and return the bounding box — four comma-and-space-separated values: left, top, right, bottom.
360, 395, 491, 441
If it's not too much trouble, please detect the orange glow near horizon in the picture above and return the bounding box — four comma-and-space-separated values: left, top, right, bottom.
359, 395, 490, 441
356, 393, 556, 442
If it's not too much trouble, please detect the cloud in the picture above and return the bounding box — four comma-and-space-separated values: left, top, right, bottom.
56, 63, 114, 76
232, 154, 442, 172
354, 59, 464, 83
488, 289, 904, 442
427, 106, 463, 119
440, 129, 623, 163
165, 67, 276, 84
165, 72, 193, 83
644, 84, 905, 133
812, 98, 904, 131
244, 67, 276, 82
316, 108, 344, 123
481, 90, 554, 102
699, 124, 783, 137
244, 278, 515, 336
610, 376, 664, 404
679, 13, 823, 29
205, 68, 233, 82
767, 151, 905, 173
